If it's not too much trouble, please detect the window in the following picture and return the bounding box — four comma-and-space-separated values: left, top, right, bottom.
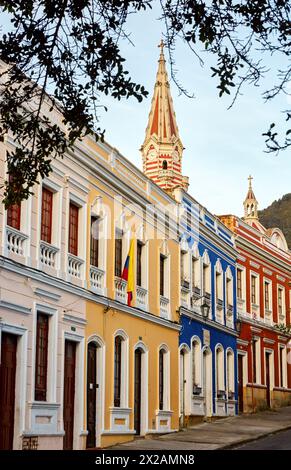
216, 348, 224, 395
41, 187, 53, 243
251, 275, 257, 304
227, 351, 234, 395
68, 202, 79, 256
264, 281, 270, 310
114, 336, 122, 407
279, 346, 286, 388
278, 287, 283, 316
160, 255, 165, 296
216, 272, 222, 301
192, 340, 201, 393
203, 263, 210, 295
114, 229, 123, 277
90, 216, 99, 267
35, 313, 49, 401
165, 212, 170, 239
237, 269, 242, 299
252, 339, 257, 383
159, 349, 165, 410
162, 160, 167, 170
186, 207, 192, 230
226, 277, 233, 306
136, 241, 143, 287
6, 175, 21, 230
181, 251, 188, 286
191, 257, 199, 291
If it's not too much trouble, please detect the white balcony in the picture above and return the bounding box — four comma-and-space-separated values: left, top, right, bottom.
136, 286, 148, 310
6, 226, 28, 256
40, 241, 59, 268
90, 265, 105, 295
160, 296, 169, 319
67, 253, 84, 279
115, 277, 127, 304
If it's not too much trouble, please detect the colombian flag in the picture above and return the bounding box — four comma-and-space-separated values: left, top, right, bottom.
121, 239, 134, 306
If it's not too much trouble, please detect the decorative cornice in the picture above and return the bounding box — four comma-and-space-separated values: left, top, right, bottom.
1, 256, 181, 332
34, 287, 61, 302
0, 300, 31, 315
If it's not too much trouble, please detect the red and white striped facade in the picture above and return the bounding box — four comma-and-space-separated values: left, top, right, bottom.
140, 41, 189, 193
220, 179, 291, 412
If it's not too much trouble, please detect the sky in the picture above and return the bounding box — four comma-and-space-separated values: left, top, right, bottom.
1, 5, 290, 217
97, 4, 291, 217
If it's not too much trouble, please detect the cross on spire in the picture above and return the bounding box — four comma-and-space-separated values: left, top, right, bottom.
248, 174, 253, 188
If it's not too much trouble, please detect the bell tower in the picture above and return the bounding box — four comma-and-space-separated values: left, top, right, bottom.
140, 40, 189, 193
243, 175, 258, 221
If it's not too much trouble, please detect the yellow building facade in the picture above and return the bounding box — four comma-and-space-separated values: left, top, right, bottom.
82, 135, 181, 448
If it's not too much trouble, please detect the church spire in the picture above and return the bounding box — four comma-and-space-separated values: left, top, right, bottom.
140, 40, 189, 193
243, 175, 258, 221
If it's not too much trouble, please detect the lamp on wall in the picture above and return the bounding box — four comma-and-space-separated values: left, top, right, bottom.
200, 301, 210, 319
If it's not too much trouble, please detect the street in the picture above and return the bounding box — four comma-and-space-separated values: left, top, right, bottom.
234, 428, 291, 450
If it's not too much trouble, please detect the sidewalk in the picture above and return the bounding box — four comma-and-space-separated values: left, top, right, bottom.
110, 406, 291, 450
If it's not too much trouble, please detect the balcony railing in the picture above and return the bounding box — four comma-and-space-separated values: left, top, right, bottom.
115, 277, 127, 304
90, 266, 105, 294
6, 226, 28, 256
67, 253, 84, 278
136, 286, 148, 310
40, 241, 59, 268
160, 296, 169, 319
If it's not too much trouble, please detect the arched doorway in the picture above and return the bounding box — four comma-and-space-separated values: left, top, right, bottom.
203, 347, 212, 417
86, 338, 104, 448
134, 343, 148, 436
179, 349, 186, 427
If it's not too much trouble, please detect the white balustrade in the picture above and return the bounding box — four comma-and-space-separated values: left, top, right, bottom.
115, 277, 127, 304
6, 226, 27, 256
40, 241, 59, 268
68, 253, 84, 278
160, 296, 169, 319
136, 286, 148, 310
90, 266, 105, 294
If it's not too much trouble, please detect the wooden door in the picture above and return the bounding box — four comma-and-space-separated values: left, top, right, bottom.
179, 350, 185, 425
134, 348, 142, 435
86, 342, 97, 448
265, 352, 271, 408
0, 333, 17, 449
63, 340, 76, 450
238, 354, 244, 413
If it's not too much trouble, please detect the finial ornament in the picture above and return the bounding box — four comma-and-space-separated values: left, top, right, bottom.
158, 39, 165, 51
248, 174, 253, 188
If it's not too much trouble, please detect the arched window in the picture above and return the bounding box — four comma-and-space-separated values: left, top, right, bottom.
162, 160, 167, 170
159, 349, 165, 410
114, 336, 123, 407
216, 346, 225, 398
226, 350, 235, 398
192, 339, 201, 394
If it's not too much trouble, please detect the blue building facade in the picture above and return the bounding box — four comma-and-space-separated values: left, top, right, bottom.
175, 189, 238, 422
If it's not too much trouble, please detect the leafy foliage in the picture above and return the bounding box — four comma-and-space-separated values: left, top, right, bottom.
0, 1, 291, 206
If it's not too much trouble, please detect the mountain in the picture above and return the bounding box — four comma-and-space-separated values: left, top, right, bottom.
259, 193, 291, 249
